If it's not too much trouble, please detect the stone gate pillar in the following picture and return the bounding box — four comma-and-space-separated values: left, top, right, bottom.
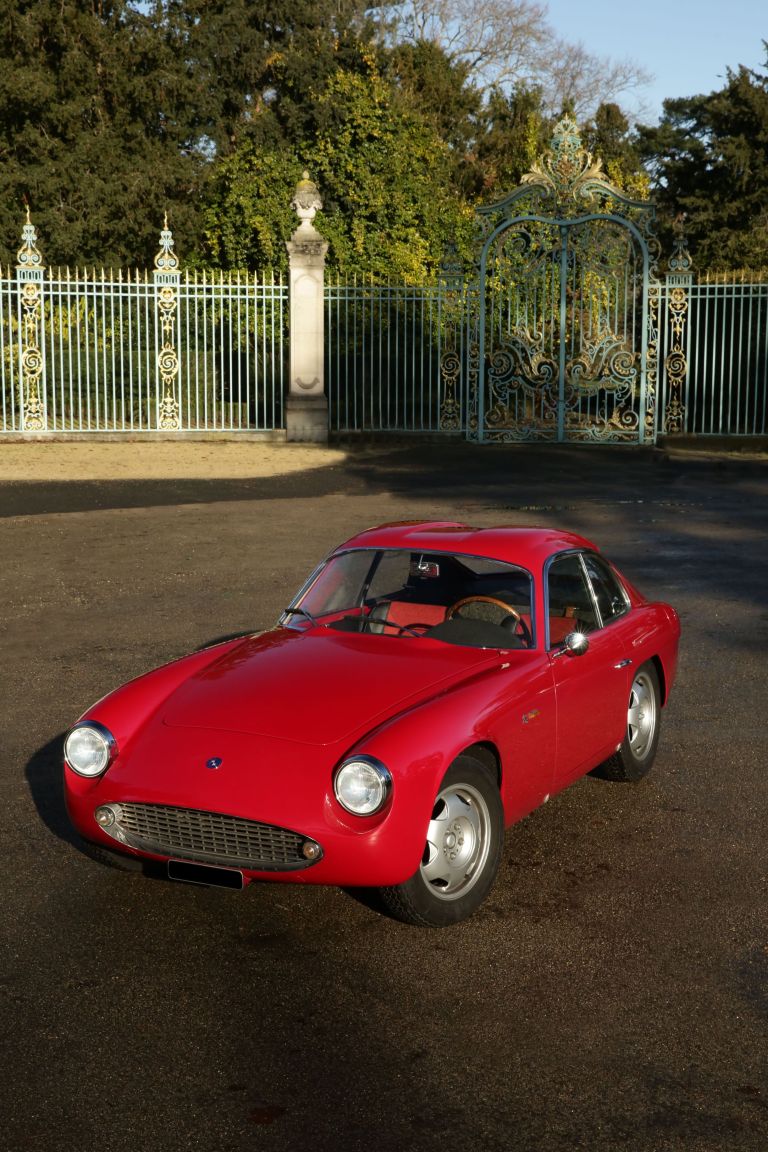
285, 172, 329, 442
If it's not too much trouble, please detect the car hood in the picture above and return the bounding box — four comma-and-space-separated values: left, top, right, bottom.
161, 627, 499, 747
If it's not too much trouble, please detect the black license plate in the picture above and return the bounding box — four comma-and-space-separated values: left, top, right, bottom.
167, 859, 244, 890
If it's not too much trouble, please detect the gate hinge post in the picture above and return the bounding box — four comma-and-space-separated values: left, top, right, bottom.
663, 216, 693, 436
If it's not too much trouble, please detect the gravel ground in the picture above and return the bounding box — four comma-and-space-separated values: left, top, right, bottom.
1, 439, 766, 1152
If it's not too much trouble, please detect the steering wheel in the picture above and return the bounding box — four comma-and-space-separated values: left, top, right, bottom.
360, 611, 431, 637
380, 620, 432, 637
446, 595, 532, 646
373, 622, 432, 640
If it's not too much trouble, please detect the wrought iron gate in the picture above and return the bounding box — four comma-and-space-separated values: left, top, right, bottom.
466, 117, 661, 444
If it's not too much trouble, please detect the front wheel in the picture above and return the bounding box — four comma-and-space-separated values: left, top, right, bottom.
595, 662, 661, 782
377, 755, 504, 927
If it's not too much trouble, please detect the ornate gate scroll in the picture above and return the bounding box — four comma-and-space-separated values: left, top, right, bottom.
465, 116, 661, 443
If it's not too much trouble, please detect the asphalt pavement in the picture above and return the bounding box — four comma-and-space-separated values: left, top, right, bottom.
1, 441, 767, 1152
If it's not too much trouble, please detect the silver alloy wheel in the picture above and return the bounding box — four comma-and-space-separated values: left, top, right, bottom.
627, 669, 658, 761
420, 782, 492, 901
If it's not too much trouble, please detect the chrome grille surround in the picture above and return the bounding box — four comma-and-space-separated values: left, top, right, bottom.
98, 802, 320, 871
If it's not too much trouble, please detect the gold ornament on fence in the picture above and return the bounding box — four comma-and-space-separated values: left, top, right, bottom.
154, 215, 181, 431
663, 217, 693, 435
16, 209, 46, 431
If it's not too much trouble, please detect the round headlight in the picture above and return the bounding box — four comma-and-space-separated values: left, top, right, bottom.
64, 722, 117, 778
334, 757, 392, 816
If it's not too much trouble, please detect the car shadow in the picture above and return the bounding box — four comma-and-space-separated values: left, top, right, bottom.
26, 732, 178, 876
25, 732, 79, 846
341, 886, 399, 921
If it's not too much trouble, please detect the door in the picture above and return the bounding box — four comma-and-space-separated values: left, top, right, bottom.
545, 553, 630, 786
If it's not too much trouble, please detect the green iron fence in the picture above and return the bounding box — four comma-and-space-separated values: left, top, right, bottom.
1, 217, 287, 435
324, 277, 468, 434
657, 274, 768, 437
3, 211, 768, 442
325, 272, 768, 441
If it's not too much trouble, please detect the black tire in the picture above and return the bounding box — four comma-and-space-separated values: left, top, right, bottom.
377, 754, 504, 927
594, 661, 661, 782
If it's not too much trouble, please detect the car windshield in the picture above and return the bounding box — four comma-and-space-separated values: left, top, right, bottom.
284, 548, 534, 649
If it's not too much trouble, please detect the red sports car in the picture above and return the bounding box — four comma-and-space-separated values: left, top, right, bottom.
64, 521, 680, 926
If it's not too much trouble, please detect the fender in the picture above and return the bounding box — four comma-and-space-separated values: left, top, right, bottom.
344, 652, 557, 878
75, 636, 247, 759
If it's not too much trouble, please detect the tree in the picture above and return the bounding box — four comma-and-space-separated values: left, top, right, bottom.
386, 42, 550, 203
381, 0, 549, 92
199, 130, 303, 271
375, 0, 650, 118
540, 39, 651, 122
387, 39, 481, 159
636, 51, 768, 270
200, 56, 475, 280
0, 0, 209, 266
472, 84, 550, 200
0, 0, 373, 266
583, 103, 649, 200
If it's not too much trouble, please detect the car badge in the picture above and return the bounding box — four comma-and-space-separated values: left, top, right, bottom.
206, 757, 223, 770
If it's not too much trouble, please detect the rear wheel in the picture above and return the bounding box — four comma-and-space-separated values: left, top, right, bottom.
596, 662, 661, 782
378, 755, 503, 927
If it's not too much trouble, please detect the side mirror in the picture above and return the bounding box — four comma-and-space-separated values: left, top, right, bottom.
564, 630, 589, 656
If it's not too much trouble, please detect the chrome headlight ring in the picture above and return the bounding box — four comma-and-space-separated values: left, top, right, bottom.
334, 756, 392, 816
64, 721, 118, 778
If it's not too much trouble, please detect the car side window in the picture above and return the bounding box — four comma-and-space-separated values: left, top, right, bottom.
582, 553, 628, 624
546, 554, 598, 648
367, 550, 412, 601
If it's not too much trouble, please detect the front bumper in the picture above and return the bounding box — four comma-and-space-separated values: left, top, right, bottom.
64, 715, 447, 888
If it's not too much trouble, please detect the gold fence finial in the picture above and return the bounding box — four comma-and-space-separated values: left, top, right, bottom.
154, 215, 179, 274
17, 208, 44, 270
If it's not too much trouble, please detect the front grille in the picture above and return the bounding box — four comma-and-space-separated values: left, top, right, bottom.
104, 803, 317, 871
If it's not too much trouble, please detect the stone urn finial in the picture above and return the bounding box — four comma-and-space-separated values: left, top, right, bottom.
291, 171, 323, 231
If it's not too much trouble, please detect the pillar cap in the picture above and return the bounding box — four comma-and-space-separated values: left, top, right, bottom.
291, 172, 323, 228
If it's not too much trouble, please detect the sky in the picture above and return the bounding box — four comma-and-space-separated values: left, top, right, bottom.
543, 0, 766, 123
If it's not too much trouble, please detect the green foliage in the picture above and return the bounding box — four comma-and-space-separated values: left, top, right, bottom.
0, 0, 372, 266
387, 40, 481, 190
473, 86, 551, 202
201, 58, 475, 281
5, 0, 730, 279
636, 51, 768, 271
200, 131, 303, 271
310, 63, 474, 279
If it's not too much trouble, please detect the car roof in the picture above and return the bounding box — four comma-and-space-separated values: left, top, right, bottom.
333, 521, 600, 568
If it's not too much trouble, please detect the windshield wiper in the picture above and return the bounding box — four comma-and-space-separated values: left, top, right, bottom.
283, 606, 320, 628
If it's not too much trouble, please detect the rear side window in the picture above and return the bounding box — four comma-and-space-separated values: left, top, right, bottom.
582, 553, 628, 624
